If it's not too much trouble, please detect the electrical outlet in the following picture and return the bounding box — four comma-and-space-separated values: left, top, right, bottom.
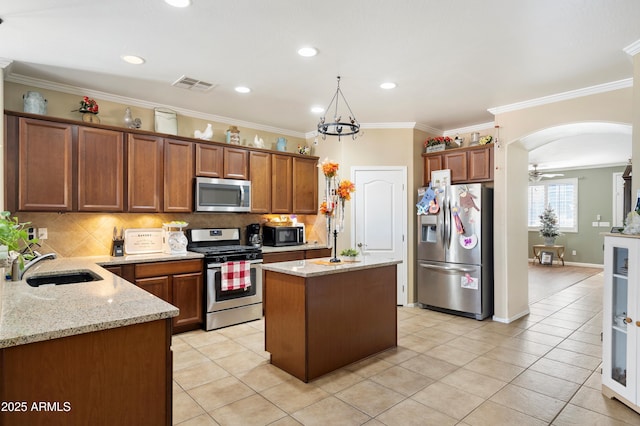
592, 222, 599, 227
37, 228, 48, 240
596, 214, 601, 221
572, 250, 577, 256
600, 221, 610, 227
27, 227, 37, 241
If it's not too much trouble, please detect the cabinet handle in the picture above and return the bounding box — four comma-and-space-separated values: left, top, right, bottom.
625, 317, 632, 324
636, 321, 640, 327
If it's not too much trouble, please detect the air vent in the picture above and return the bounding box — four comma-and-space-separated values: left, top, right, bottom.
172, 76, 217, 92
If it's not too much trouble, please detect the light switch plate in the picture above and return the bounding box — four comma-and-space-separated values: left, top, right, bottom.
37, 228, 48, 240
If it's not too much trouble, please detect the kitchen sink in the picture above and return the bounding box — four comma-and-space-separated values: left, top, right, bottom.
26, 270, 103, 287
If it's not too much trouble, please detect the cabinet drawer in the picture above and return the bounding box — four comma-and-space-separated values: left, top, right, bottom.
263, 251, 305, 263
135, 259, 203, 278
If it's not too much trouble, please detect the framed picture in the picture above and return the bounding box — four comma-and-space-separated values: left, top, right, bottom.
540, 251, 554, 266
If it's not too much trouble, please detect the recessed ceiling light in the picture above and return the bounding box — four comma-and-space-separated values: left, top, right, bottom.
380, 82, 396, 90
164, 0, 191, 7
235, 86, 251, 94
311, 106, 324, 114
121, 55, 145, 65
298, 47, 318, 57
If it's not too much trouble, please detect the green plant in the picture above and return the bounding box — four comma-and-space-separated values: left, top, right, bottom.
340, 248, 359, 257
539, 205, 561, 238
0, 211, 38, 264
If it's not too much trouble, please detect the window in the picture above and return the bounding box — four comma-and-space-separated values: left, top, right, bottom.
528, 178, 578, 232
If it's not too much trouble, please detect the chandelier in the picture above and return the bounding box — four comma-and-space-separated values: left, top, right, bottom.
317, 76, 361, 141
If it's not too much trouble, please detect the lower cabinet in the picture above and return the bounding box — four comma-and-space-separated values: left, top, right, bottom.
262, 248, 332, 264
105, 259, 203, 334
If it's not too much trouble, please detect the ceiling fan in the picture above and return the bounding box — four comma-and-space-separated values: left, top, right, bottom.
529, 164, 564, 182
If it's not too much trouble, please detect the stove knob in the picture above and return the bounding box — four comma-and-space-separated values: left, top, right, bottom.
214, 256, 221, 264
221, 256, 228, 263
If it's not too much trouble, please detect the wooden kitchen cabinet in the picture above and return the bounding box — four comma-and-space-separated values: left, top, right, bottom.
78, 126, 125, 211
224, 147, 249, 180
135, 259, 204, 333
127, 133, 163, 212
249, 151, 272, 213
293, 157, 318, 213
422, 144, 494, 185
263, 250, 305, 264
164, 138, 194, 212
17, 117, 73, 211
195, 143, 223, 177
271, 154, 293, 213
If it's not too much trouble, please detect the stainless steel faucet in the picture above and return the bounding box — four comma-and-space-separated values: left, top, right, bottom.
12, 252, 57, 281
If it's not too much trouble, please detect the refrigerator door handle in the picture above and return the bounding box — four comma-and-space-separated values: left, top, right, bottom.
419, 261, 476, 273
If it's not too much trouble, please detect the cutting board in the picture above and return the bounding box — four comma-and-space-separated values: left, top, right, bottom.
124, 228, 163, 254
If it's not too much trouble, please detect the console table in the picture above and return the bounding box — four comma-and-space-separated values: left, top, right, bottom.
532, 244, 565, 266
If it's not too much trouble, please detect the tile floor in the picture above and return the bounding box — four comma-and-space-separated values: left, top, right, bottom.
171, 271, 640, 425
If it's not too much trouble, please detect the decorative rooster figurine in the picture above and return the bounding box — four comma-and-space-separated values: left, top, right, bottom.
194, 123, 213, 140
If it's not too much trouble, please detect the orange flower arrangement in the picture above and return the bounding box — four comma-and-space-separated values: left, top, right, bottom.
337, 180, 355, 201
319, 158, 339, 178
319, 201, 334, 216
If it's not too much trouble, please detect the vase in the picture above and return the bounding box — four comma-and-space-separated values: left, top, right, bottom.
544, 237, 556, 246
23, 91, 47, 115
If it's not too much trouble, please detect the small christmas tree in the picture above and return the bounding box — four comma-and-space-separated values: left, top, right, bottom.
539, 205, 560, 241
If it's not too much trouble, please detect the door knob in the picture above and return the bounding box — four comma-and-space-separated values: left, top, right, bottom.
357, 243, 363, 248
625, 317, 632, 324
636, 321, 640, 327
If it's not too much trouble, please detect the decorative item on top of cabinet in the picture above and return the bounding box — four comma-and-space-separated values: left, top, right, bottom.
123, 107, 142, 129
226, 126, 240, 144
23, 91, 47, 115
154, 107, 177, 135
194, 123, 213, 140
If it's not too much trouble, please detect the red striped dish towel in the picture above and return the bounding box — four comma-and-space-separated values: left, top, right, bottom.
221, 261, 251, 291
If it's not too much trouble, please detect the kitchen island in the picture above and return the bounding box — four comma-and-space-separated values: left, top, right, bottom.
0, 257, 179, 426
262, 256, 401, 382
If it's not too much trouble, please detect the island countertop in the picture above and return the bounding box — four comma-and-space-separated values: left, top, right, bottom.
261, 256, 401, 278
0, 256, 179, 349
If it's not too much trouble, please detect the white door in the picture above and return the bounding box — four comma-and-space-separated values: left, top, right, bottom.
352, 167, 407, 305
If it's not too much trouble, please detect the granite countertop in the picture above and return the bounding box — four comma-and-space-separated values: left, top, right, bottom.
0, 256, 180, 349
261, 243, 329, 253
261, 256, 402, 278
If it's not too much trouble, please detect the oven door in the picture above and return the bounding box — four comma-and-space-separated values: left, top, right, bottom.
206, 260, 262, 313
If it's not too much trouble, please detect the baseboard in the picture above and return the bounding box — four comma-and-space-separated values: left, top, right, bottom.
528, 258, 603, 268
492, 308, 530, 324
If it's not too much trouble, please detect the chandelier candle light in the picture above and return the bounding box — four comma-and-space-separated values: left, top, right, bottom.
317, 76, 361, 141
319, 159, 355, 262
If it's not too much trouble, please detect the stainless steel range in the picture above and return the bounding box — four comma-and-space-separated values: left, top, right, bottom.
187, 228, 263, 330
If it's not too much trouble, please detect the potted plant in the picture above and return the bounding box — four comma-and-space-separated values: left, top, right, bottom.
0, 211, 38, 274
424, 136, 453, 153
539, 205, 561, 245
340, 248, 360, 262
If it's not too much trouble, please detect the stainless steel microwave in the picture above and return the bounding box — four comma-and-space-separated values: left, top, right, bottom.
195, 177, 251, 212
262, 225, 305, 246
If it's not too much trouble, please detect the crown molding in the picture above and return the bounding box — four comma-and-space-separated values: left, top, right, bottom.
5, 72, 307, 139
624, 39, 640, 56
487, 78, 633, 116
443, 122, 495, 137
0, 58, 13, 71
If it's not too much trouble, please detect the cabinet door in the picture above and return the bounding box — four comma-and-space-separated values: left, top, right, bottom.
172, 271, 204, 332
467, 147, 493, 182
249, 151, 271, 213
195, 143, 223, 177
127, 134, 163, 212
602, 237, 638, 403
271, 154, 293, 213
443, 151, 467, 182
164, 138, 194, 212
136, 276, 171, 303
304, 248, 332, 259
293, 157, 318, 214
223, 147, 249, 180
18, 118, 73, 211
78, 127, 124, 211
423, 155, 443, 186
263, 251, 305, 263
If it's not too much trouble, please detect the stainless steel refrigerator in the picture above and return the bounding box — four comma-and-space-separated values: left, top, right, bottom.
416, 183, 493, 320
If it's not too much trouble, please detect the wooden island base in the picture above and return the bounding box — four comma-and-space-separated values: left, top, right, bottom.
264, 262, 398, 382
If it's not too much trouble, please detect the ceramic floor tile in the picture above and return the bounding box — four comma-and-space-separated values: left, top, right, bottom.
291, 396, 371, 426
374, 346, 420, 365
173, 391, 206, 424
499, 337, 554, 357
188, 376, 256, 412
445, 335, 498, 355
483, 346, 540, 369
208, 394, 287, 426
399, 354, 459, 380
411, 381, 485, 420
556, 338, 602, 358
261, 378, 330, 414
397, 334, 439, 353
174, 360, 230, 390
336, 380, 405, 417
267, 416, 304, 426
462, 400, 548, 426
369, 365, 434, 396
440, 368, 508, 399
568, 330, 603, 345
518, 329, 567, 346
174, 348, 213, 371
583, 369, 602, 390
197, 340, 249, 360
463, 356, 525, 383
552, 403, 630, 426
544, 347, 601, 370
490, 383, 565, 423
175, 413, 220, 425
529, 357, 592, 384
424, 343, 480, 366
214, 348, 268, 375
511, 370, 580, 402
179, 330, 229, 348
375, 398, 458, 426
569, 386, 640, 425
237, 363, 294, 393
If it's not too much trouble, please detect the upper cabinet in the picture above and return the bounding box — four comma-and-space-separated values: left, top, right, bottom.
423, 145, 494, 185
223, 147, 249, 180
195, 143, 223, 178
78, 127, 124, 212
17, 118, 73, 211
164, 139, 194, 213
249, 151, 272, 213
271, 154, 293, 213
292, 157, 318, 214
127, 134, 163, 213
